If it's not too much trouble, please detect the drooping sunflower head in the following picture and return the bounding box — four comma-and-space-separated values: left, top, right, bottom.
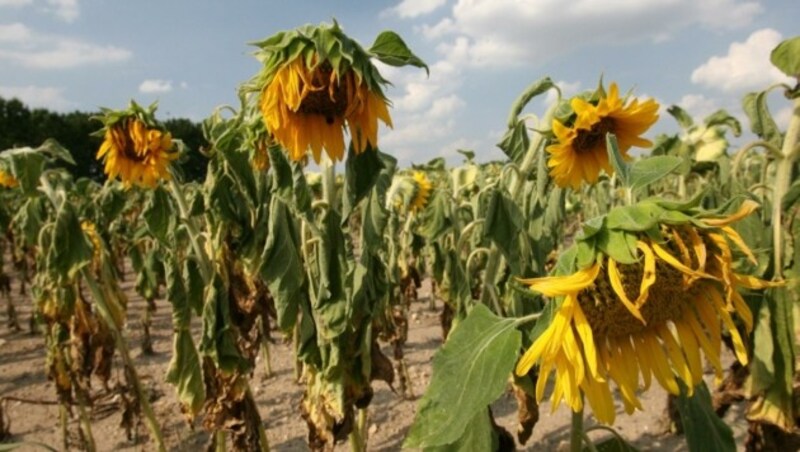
0, 166, 18, 188
515, 199, 780, 425
247, 21, 426, 164
547, 82, 659, 189
94, 101, 177, 189
410, 171, 432, 212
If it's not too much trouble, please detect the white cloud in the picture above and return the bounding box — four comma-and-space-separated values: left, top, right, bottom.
691, 28, 794, 92
0, 0, 33, 7
0, 23, 31, 42
422, 0, 762, 68
0, 84, 72, 110
43, 0, 78, 22
0, 25, 131, 69
677, 94, 719, 120
384, 0, 448, 18
139, 79, 173, 94
179, 81, 189, 89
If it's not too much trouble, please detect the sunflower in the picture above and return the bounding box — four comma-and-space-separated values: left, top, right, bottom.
96, 117, 177, 189
0, 168, 18, 188
547, 83, 659, 189
260, 58, 392, 164
410, 171, 432, 212
515, 200, 781, 424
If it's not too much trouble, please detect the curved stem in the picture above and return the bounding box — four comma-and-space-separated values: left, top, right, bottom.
772, 96, 800, 278
168, 179, 212, 282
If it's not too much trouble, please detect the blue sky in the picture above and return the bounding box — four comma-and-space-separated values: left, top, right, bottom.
0, 0, 797, 166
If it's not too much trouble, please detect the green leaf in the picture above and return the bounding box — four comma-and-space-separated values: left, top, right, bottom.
782, 178, 800, 210
596, 229, 638, 264
260, 199, 304, 331
425, 408, 497, 452
770, 36, 800, 79
506, 77, 556, 128
605, 133, 630, 187
667, 105, 694, 129
404, 304, 521, 448
368, 30, 428, 74
606, 204, 664, 232
3, 147, 46, 195
629, 156, 683, 192
704, 109, 742, 137
342, 144, 384, 223
165, 328, 206, 417
38, 138, 76, 165
497, 118, 530, 163
742, 91, 782, 148
47, 201, 93, 282
200, 275, 248, 372
142, 185, 173, 244
675, 381, 735, 452
484, 189, 524, 273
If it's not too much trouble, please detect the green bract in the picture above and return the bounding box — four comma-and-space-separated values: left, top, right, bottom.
244, 20, 427, 98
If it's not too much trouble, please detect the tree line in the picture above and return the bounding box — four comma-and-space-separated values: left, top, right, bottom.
0, 97, 209, 182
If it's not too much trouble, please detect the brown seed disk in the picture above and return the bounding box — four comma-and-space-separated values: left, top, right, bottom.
573, 117, 615, 153
578, 258, 688, 338
297, 63, 351, 123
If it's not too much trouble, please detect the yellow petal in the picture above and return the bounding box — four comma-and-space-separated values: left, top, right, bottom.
518, 263, 601, 297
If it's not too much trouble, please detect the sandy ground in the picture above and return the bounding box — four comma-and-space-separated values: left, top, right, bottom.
0, 268, 750, 451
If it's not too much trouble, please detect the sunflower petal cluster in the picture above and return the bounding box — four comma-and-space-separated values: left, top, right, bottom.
0, 167, 18, 188
410, 171, 432, 212
250, 22, 394, 164
548, 83, 659, 189
515, 199, 781, 424
94, 103, 177, 189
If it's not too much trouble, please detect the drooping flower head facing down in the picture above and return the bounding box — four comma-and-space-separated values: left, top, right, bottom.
248, 21, 427, 164
410, 171, 432, 213
94, 102, 177, 189
0, 166, 18, 188
515, 199, 781, 425
547, 82, 659, 189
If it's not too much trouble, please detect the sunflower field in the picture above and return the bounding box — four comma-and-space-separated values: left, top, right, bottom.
0, 22, 799, 452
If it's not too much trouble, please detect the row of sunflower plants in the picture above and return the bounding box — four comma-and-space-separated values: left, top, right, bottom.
0, 138, 167, 451
405, 37, 800, 452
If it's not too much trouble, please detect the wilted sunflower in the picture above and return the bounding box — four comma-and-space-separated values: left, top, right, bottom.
95, 109, 177, 189
0, 168, 18, 188
260, 58, 392, 163
410, 171, 432, 212
515, 200, 780, 424
547, 83, 659, 189
250, 22, 426, 165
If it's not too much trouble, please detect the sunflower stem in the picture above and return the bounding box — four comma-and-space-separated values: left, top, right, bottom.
772, 96, 800, 278
168, 179, 212, 282
81, 269, 166, 452
570, 407, 584, 452
478, 102, 558, 312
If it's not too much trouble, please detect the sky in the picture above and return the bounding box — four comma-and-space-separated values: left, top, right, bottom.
0, 0, 797, 166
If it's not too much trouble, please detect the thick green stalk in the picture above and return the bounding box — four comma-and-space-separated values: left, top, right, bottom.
570, 407, 584, 452
772, 96, 800, 278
